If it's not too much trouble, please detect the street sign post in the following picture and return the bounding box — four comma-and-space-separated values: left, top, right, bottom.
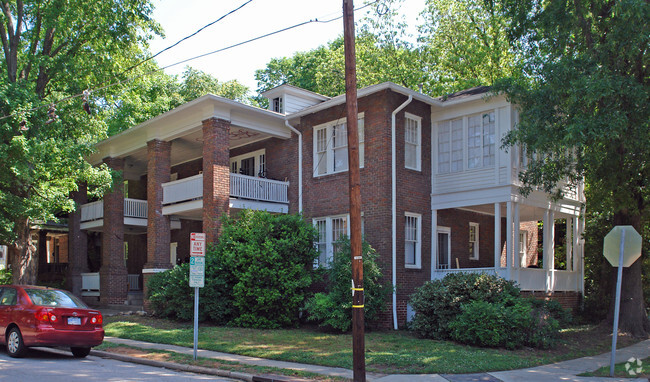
603, 226, 642, 377
189, 232, 206, 360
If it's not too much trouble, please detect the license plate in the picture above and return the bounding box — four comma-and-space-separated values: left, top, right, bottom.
67, 317, 81, 325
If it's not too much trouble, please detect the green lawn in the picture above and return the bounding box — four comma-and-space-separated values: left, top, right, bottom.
580, 356, 649, 378
102, 316, 642, 375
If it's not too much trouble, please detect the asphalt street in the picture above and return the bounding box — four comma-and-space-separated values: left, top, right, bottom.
0, 346, 236, 381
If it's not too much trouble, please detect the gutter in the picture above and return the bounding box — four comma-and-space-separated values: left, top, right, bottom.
285, 121, 303, 212
391, 95, 412, 330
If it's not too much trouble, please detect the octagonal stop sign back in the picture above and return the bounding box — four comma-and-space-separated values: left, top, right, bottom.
603, 225, 642, 267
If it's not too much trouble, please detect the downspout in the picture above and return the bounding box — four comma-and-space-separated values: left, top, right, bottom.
285, 121, 303, 212
391, 95, 412, 330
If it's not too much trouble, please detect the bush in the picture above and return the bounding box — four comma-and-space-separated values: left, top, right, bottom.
449, 299, 560, 349
527, 297, 573, 328
147, 248, 232, 323
0, 268, 11, 284
214, 211, 318, 329
408, 273, 520, 339
304, 238, 391, 332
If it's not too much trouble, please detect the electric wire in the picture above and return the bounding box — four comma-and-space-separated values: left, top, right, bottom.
0, 0, 382, 123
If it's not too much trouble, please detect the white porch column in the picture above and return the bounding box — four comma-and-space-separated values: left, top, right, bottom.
494, 203, 501, 269
566, 218, 573, 272
545, 210, 556, 292
431, 209, 438, 280
506, 201, 513, 280
572, 216, 579, 279
514, 202, 520, 268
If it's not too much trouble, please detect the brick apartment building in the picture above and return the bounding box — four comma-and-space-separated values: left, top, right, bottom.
66, 82, 585, 328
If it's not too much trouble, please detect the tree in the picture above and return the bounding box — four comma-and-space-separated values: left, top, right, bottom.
418, 0, 518, 95
0, 0, 160, 284
493, 0, 650, 336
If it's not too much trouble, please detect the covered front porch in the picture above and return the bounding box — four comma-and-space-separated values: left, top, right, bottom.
431, 186, 585, 294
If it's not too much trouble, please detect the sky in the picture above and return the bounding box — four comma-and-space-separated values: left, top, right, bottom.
148, 0, 427, 92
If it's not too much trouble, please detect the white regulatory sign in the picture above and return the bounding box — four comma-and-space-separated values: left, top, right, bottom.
190, 232, 206, 257
189, 256, 205, 288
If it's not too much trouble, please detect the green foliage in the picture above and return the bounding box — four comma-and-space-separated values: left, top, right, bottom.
418, 0, 518, 95
146, 249, 232, 323
408, 273, 520, 339
449, 299, 560, 349
214, 210, 318, 329
0, 268, 11, 284
304, 238, 391, 332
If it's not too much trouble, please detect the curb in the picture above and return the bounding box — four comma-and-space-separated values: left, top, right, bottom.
92, 350, 255, 382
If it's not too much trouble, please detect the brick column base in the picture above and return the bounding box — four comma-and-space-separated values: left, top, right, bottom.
142, 268, 170, 313
99, 266, 128, 305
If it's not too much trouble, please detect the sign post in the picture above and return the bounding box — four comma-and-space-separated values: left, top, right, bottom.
189, 232, 206, 361
603, 226, 642, 377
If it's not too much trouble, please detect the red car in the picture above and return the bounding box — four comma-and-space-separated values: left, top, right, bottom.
0, 285, 104, 358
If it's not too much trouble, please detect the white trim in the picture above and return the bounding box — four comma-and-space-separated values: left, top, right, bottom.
312, 113, 365, 177
404, 212, 422, 269
469, 222, 479, 260
312, 214, 350, 268
142, 268, 169, 274
436, 226, 451, 270
285, 121, 303, 212
404, 112, 422, 171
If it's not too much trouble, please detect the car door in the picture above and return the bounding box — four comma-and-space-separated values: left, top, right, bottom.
0, 287, 17, 341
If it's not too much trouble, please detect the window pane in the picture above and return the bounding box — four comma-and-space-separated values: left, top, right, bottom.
483, 112, 495, 166
438, 233, 449, 269
451, 119, 463, 172
438, 121, 450, 173
405, 242, 416, 265
405, 142, 417, 169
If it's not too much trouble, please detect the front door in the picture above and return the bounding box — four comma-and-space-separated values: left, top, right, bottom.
437, 228, 451, 270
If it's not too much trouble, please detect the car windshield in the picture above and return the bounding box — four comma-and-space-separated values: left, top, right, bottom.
25, 289, 88, 308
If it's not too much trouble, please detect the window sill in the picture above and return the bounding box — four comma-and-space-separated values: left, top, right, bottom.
405, 264, 422, 270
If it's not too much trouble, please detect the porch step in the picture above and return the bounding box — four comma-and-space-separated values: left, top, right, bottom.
126, 291, 144, 307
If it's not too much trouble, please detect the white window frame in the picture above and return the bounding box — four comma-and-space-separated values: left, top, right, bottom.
469, 222, 479, 260
272, 96, 284, 113
230, 149, 266, 177
467, 111, 496, 169
436, 226, 451, 270
405, 212, 422, 269
313, 114, 364, 177
404, 113, 422, 171
313, 214, 350, 268
519, 230, 528, 267
437, 118, 464, 174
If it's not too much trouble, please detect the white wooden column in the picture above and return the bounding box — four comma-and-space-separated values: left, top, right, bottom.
565, 218, 573, 272
494, 203, 501, 269
572, 216, 579, 277
431, 209, 438, 280
506, 201, 513, 280
514, 202, 520, 268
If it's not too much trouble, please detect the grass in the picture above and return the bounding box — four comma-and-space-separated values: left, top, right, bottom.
103, 315, 644, 375
95, 342, 348, 381
579, 356, 649, 378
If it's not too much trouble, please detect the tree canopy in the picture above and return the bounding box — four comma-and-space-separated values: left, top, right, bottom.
0, 0, 160, 283
493, 0, 649, 336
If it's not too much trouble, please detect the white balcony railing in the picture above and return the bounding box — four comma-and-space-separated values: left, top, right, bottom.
80, 199, 147, 222
162, 173, 289, 205
162, 174, 203, 205
230, 173, 289, 203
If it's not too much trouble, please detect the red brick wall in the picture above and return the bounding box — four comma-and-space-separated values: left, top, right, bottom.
100, 157, 128, 305
438, 209, 500, 269
67, 186, 88, 296
202, 118, 230, 244
520, 291, 582, 312
145, 139, 172, 269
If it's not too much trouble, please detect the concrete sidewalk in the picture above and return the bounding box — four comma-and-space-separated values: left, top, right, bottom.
98, 336, 650, 382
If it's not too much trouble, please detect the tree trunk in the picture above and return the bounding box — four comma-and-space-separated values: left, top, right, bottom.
605, 212, 650, 337
10, 217, 38, 285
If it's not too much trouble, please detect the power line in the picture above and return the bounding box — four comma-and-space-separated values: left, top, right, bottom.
0, 0, 382, 123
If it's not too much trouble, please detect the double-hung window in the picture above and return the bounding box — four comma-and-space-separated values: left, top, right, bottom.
437, 118, 463, 173
404, 113, 421, 171
468, 112, 495, 169
313, 215, 349, 267
313, 115, 364, 176
469, 222, 479, 260
405, 213, 421, 268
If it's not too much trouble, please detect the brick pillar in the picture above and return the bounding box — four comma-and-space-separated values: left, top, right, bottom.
142, 139, 172, 312
67, 184, 88, 297
100, 157, 128, 305
202, 118, 230, 244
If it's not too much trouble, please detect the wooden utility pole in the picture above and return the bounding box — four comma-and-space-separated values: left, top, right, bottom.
342, 0, 365, 381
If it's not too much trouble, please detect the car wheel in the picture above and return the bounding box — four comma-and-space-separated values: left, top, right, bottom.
6, 327, 26, 358
70, 347, 91, 358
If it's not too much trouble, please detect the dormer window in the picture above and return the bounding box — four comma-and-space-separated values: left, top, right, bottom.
272, 97, 284, 113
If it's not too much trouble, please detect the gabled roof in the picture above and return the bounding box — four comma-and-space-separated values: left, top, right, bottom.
261, 84, 330, 102
436, 86, 492, 103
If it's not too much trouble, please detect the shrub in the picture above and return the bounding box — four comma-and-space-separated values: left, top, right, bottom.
304, 238, 391, 332
214, 211, 318, 329
408, 273, 520, 339
527, 297, 573, 328
0, 268, 11, 284
147, 248, 233, 323
449, 299, 560, 349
